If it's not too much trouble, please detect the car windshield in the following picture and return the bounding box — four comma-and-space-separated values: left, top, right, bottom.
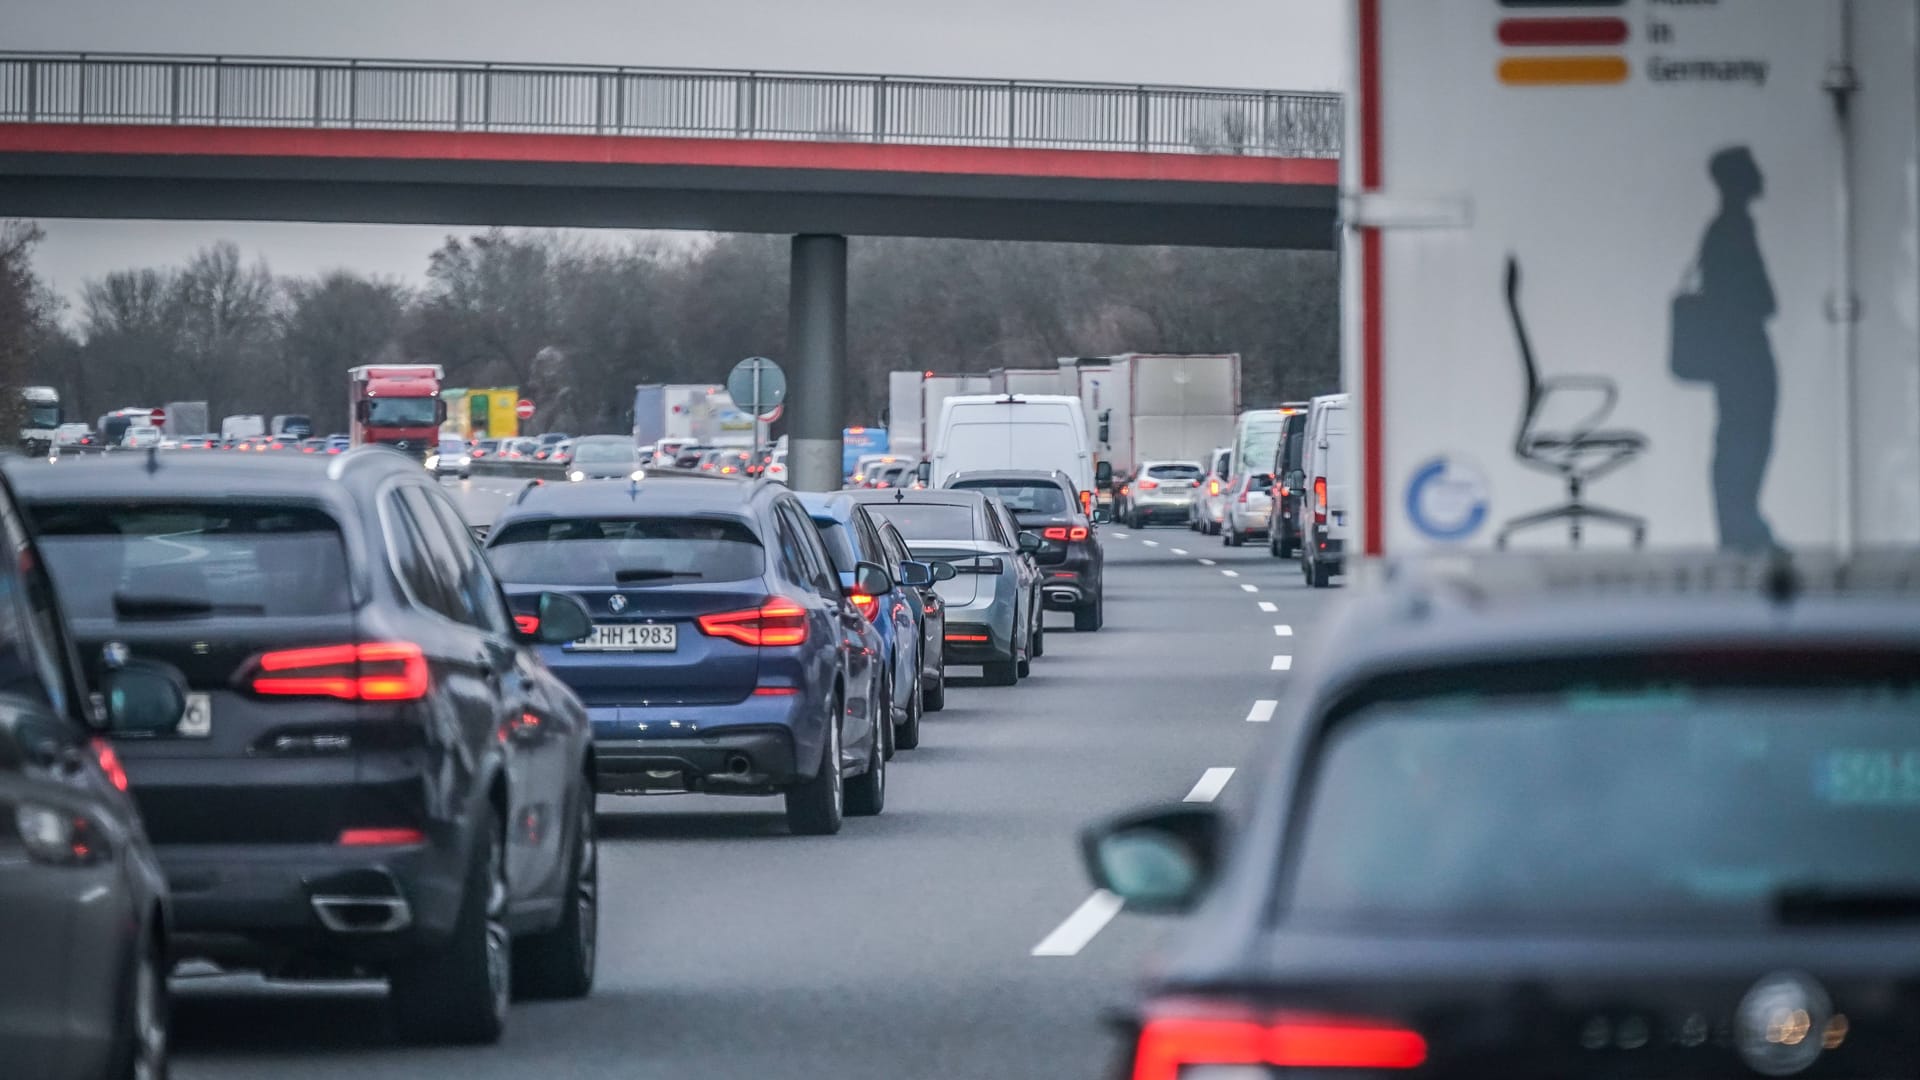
1146, 464, 1202, 480
572, 440, 635, 464
1286, 679, 1920, 928
863, 503, 976, 541
437, 437, 465, 453
31, 503, 352, 619
486, 516, 764, 585
949, 481, 1069, 515
365, 397, 437, 426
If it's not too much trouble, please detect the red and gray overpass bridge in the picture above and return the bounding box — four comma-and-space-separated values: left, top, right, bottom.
0, 52, 1341, 488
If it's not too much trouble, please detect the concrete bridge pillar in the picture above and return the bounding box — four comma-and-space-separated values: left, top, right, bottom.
786, 233, 846, 492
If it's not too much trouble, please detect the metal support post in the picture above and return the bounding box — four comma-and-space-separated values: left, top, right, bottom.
787, 234, 847, 492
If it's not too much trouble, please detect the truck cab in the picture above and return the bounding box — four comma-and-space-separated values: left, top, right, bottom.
348, 365, 445, 461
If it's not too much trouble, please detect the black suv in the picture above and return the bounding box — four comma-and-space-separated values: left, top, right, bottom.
12, 449, 599, 1045
944, 469, 1106, 631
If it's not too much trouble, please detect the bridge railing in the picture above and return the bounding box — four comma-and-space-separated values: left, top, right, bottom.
0, 52, 1342, 158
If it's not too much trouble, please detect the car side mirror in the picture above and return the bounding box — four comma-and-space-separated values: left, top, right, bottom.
1080, 804, 1225, 914
915, 461, 931, 485
851, 561, 894, 597
930, 561, 958, 582
897, 561, 935, 588
1017, 531, 1043, 554
528, 592, 592, 645
101, 662, 188, 736
1092, 506, 1111, 524
1095, 460, 1113, 488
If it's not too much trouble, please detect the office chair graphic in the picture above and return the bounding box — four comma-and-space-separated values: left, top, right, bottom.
1495, 257, 1648, 549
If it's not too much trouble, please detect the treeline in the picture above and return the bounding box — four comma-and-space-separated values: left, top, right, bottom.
1, 224, 1339, 438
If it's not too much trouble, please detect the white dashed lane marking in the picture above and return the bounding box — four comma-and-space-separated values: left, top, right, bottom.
1246, 699, 1278, 723
1221, 570, 1239, 578
1240, 584, 1259, 593
1184, 768, 1235, 803
1197, 558, 1215, 565
1258, 601, 1277, 613
1142, 540, 1159, 547
1272, 655, 1293, 671
1031, 891, 1125, 957
1274, 625, 1293, 636
1172, 548, 1189, 556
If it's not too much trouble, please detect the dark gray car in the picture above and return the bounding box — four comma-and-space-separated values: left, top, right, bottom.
0, 466, 178, 1080
564, 435, 644, 482
1083, 554, 1920, 1080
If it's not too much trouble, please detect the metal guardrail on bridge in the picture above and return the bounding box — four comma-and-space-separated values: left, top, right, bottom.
0, 51, 1342, 159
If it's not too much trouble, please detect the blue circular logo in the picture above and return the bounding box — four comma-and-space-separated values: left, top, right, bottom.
1405, 457, 1489, 541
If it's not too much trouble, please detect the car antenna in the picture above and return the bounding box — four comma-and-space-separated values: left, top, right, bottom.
894, 488, 905, 503
144, 445, 160, 475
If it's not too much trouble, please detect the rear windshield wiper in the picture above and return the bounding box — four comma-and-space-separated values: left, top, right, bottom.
1773, 884, 1920, 924
613, 569, 705, 582
112, 593, 264, 618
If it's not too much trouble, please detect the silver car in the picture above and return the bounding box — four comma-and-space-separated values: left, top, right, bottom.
1188, 446, 1233, 535
1123, 460, 1204, 528
861, 489, 1041, 688
1221, 471, 1276, 547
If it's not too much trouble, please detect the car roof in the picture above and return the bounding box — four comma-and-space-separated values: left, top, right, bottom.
944, 469, 1073, 489
495, 472, 764, 522
840, 487, 987, 508
6, 446, 417, 512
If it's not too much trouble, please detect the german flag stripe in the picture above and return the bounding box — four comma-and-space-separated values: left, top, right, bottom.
1497, 0, 1623, 6
1498, 56, 1630, 85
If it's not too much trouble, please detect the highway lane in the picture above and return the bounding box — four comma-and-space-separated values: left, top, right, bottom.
171, 494, 1346, 1080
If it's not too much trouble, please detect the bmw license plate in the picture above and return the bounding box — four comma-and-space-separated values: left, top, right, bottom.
571, 623, 677, 652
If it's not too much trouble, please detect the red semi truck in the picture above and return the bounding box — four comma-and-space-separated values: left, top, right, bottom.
349, 364, 445, 460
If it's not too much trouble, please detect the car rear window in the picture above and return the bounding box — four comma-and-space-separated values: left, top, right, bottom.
863, 503, 975, 542
1247, 474, 1274, 491
809, 518, 859, 574
1286, 678, 1920, 928
949, 481, 1069, 515
31, 502, 352, 619
486, 516, 763, 586
1146, 464, 1202, 480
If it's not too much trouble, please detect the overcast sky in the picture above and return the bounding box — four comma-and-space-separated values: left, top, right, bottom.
11, 0, 1347, 306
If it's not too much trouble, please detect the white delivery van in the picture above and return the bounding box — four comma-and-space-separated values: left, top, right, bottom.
1300, 393, 1351, 589
928, 394, 1103, 502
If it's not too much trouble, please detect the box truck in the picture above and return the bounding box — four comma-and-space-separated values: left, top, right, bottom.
1348, 0, 1920, 559
162, 401, 209, 439
1067, 354, 1240, 478
349, 364, 444, 459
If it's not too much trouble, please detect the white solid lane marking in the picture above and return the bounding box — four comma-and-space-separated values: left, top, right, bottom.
1246, 700, 1279, 723
1112, 533, 1130, 540
1197, 557, 1216, 565
1172, 548, 1189, 555
1185, 767, 1235, 803
1221, 570, 1239, 577
1241, 584, 1259, 593
1258, 601, 1278, 612
1272, 655, 1293, 671
1274, 625, 1294, 636
1031, 890, 1125, 957
1143, 540, 1159, 547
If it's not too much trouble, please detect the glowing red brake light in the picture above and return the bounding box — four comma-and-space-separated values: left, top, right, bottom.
1138, 479, 1159, 490
1208, 479, 1222, 497
90, 738, 129, 793
1132, 1012, 1427, 1080
698, 599, 809, 646
338, 827, 426, 846
251, 642, 429, 701
1314, 476, 1329, 525
1069, 526, 1089, 541
514, 614, 541, 636
849, 591, 878, 620
1043, 527, 1069, 541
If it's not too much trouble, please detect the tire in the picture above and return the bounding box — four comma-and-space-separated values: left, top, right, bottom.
1224, 525, 1240, 547
1074, 592, 1103, 632
785, 701, 844, 835
1031, 623, 1045, 659
845, 709, 887, 817
923, 663, 946, 712
113, 920, 168, 1080
511, 787, 597, 1000
982, 659, 1018, 686
893, 674, 922, 750
1311, 559, 1333, 589
391, 806, 510, 1045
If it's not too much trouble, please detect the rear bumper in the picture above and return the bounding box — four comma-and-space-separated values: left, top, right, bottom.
1038, 561, 1096, 608
594, 726, 799, 793
159, 836, 469, 971
1229, 507, 1273, 535
943, 619, 1014, 664
1311, 528, 1346, 565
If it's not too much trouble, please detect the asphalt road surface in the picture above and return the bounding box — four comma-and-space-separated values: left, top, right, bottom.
171, 483, 1346, 1080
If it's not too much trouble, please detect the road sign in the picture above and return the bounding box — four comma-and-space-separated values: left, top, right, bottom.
150, 407, 166, 427
727, 357, 787, 416
515, 399, 535, 421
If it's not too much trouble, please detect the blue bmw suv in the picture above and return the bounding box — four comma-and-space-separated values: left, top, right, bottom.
484, 475, 889, 834
798, 493, 937, 752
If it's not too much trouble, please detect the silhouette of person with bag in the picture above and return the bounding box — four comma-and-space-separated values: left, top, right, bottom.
1669, 146, 1778, 552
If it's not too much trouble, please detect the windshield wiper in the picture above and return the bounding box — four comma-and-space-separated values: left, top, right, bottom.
613, 568, 705, 582
1773, 884, 1920, 924
112, 593, 264, 618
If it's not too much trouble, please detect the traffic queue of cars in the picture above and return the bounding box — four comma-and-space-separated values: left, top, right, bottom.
0, 442, 1106, 1073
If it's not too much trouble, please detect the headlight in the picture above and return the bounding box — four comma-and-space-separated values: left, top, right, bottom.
457, 455, 472, 467
15, 803, 107, 866
425, 454, 440, 469
630, 470, 646, 481
568, 470, 586, 482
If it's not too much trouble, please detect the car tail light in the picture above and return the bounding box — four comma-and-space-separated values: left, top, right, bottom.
752, 686, 799, 696
945, 633, 989, 643
1043, 526, 1069, 541
14, 803, 105, 865
1080, 490, 1093, 515
1237, 491, 1250, 504
1279, 484, 1291, 498
1131, 1010, 1427, 1080
849, 591, 878, 620
1208, 479, 1222, 497
337, 827, 425, 846
1138, 479, 1159, 490
923, 602, 938, 615
698, 599, 808, 646
514, 614, 540, 636
1314, 476, 1328, 525
90, 738, 129, 793
302, 446, 317, 453
250, 642, 430, 701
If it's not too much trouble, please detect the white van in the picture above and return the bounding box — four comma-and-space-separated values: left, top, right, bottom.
927, 394, 1103, 503
1298, 393, 1350, 588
